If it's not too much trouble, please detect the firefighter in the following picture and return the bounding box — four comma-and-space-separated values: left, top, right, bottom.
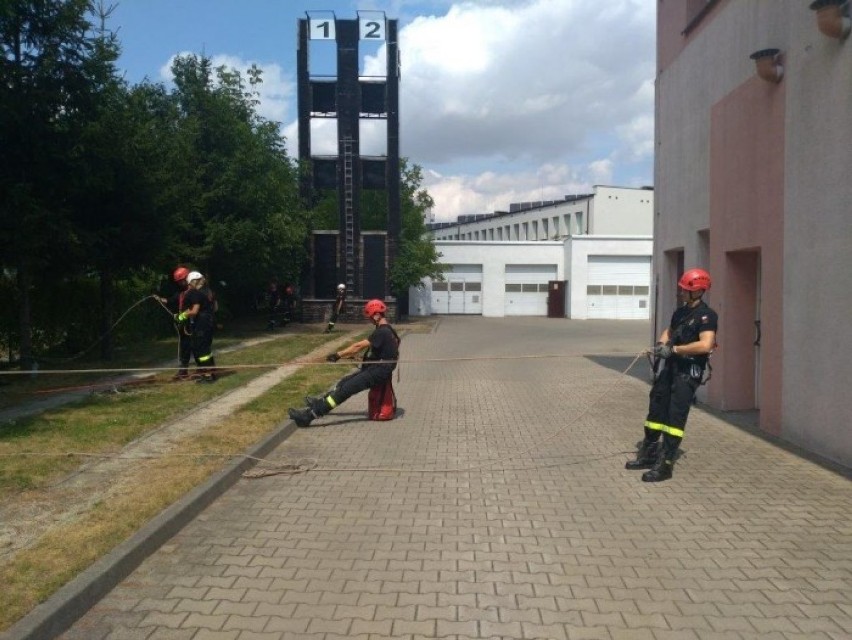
289, 299, 399, 427
626, 268, 718, 482
324, 283, 347, 333
156, 266, 192, 380
175, 271, 218, 383
265, 279, 283, 330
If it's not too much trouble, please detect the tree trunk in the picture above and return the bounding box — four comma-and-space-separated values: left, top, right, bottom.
17, 262, 34, 370
99, 267, 114, 361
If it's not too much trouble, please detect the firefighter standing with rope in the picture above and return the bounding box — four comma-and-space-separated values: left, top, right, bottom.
288, 299, 399, 427
625, 268, 718, 482
177, 271, 219, 383
156, 266, 193, 380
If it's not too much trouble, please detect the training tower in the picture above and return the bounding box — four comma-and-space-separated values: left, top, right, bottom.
297, 11, 401, 322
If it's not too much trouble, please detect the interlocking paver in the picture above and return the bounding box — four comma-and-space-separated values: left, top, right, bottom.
53, 318, 852, 640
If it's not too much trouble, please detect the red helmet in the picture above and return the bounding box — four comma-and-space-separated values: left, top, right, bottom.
172, 267, 190, 283
678, 268, 711, 291
364, 299, 387, 317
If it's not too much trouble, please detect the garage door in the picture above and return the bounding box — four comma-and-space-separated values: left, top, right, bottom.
504, 264, 557, 316
586, 256, 651, 319
431, 264, 483, 314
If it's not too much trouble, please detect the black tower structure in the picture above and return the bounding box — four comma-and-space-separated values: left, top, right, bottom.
297, 12, 401, 320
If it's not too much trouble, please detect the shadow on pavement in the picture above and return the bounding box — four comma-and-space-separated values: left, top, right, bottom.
586, 354, 653, 385
589, 355, 850, 478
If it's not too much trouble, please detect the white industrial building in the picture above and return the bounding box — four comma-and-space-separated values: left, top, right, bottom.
409, 186, 654, 319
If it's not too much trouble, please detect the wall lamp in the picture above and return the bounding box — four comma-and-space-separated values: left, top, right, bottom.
749, 48, 784, 83
809, 0, 851, 40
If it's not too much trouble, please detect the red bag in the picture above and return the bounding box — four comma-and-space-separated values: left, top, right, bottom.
368, 378, 396, 421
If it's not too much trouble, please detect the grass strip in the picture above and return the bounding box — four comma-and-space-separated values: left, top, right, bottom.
0, 361, 342, 631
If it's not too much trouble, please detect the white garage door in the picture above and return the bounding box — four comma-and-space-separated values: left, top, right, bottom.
505, 264, 557, 316
586, 256, 651, 319
431, 264, 483, 315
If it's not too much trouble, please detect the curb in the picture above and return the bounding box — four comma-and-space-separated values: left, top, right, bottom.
1, 419, 298, 640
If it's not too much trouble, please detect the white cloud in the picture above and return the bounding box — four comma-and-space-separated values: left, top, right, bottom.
398, 0, 656, 167
188, 0, 657, 223
423, 159, 617, 221
159, 52, 295, 124
392, 0, 656, 220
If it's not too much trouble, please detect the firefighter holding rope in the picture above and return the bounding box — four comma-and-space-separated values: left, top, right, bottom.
288, 299, 399, 427
156, 266, 193, 380
178, 271, 219, 383
625, 268, 718, 482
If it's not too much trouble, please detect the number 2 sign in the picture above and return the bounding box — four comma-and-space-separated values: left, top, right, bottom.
359, 17, 385, 40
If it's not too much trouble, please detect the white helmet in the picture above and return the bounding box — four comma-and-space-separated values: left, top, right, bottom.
337, 283, 346, 291
187, 271, 203, 284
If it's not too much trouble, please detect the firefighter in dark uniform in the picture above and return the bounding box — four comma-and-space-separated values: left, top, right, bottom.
176, 271, 218, 383
156, 266, 192, 380
324, 283, 346, 333
265, 279, 282, 331
289, 299, 399, 427
626, 268, 718, 482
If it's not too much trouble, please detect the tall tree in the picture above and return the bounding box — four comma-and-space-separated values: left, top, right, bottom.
338, 159, 445, 296
0, 0, 107, 368
388, 160, 445, 298
163, 54, 309, 309
65, 4, 173, 359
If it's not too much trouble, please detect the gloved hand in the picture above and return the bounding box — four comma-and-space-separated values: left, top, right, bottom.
174, 312, 189, 324
326, 352, 340, 362
653, 342, 674, 359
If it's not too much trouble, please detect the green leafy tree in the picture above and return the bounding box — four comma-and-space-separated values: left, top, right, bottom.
163, 54, 309, 311
311, 159, 444, 297
0, 0, 112, 368
66, 6, 173, 359
389, 160, 445, 295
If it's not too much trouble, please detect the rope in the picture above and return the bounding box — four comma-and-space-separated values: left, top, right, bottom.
151, 295, 185, 364
0, 351, 645, 377
245, 349, 649, 478
0, 350, 651, 479
32, 296, 162, 364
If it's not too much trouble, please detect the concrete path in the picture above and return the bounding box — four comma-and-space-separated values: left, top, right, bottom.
55, 317, 851, 640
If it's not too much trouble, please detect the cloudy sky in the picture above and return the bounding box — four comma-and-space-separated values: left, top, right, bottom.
114, 0, 656, 222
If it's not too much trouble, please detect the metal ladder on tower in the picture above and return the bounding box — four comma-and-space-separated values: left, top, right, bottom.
342, 137, 355, 290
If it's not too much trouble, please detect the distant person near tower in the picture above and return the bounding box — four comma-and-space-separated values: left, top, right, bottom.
325, 283, 346, 333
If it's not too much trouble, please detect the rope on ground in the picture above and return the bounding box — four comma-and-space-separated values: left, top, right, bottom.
0, 349, 651, 479
245, 349, 650, 479
241, 458, 317, 478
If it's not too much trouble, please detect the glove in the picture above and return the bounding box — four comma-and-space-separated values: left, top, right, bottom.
326, 352, 340, 363
174, 312, 189, 324
653, 342, 674, 359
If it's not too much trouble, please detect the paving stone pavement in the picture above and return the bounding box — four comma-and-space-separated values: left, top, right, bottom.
58, 317, 851, 640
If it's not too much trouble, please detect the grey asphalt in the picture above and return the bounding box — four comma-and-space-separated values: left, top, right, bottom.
37, 317, 852, 639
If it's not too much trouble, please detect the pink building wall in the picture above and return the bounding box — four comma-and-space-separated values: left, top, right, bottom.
655, 0, 852, 468
709, 78, 784, 434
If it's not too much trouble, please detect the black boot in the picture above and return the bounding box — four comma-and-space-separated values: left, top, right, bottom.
625, 440, 658, 470
642, 454, 673, 482
288, 407, 314, 428
288, 397, 330, 428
